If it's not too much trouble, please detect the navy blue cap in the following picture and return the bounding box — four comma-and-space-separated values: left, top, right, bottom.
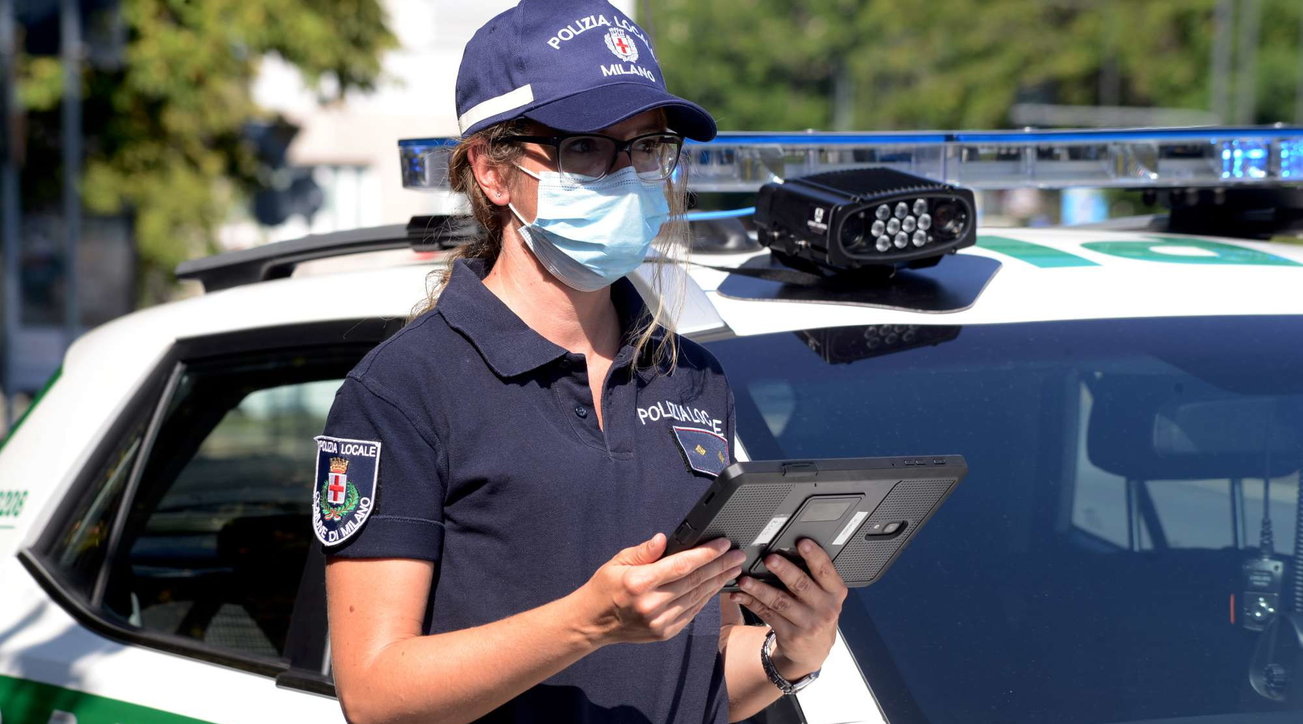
455, 0, 717, 141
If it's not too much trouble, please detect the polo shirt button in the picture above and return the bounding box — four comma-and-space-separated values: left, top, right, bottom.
574, 405, 588, 419
558, 357, 571, 371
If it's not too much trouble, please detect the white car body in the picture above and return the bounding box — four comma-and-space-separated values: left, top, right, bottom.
4, 207, 1303, 719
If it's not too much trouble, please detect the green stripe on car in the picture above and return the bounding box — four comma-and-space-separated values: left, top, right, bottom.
0, 674, 213, 724
1081, 237, 1301, 266
979, 234, 1301, 268
977, 236, 1099, 267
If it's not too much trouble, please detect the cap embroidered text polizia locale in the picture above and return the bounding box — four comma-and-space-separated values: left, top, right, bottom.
455, 0, 717, 141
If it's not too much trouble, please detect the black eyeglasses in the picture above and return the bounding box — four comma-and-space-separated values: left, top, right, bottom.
502, 132, 684, 183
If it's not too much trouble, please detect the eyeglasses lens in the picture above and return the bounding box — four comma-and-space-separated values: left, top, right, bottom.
558, 136, 615, 180
630, 135, 681, 181
558, 135, 680, 182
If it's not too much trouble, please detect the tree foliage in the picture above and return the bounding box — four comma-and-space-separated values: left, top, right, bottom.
646, 0, 1303, 132
19, 0, 395, 302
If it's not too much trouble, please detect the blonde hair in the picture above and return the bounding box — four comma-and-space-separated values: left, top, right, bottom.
412, 117, 691, 373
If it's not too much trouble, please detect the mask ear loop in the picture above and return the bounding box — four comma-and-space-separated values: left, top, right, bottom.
506, 164, 541, 225
506, 202, 530, 227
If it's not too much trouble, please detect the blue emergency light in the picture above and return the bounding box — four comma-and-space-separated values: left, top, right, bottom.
399, 127, 1303, 271
400, 127, 1303, 193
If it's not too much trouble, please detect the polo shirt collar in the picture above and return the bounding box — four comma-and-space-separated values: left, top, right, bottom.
437, 258, 656, 378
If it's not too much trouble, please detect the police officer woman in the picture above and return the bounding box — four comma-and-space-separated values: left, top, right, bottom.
315, 2, 846, 721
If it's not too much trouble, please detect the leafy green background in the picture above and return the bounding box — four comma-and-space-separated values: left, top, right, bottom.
644, 0, 1303, 131
18, 0, 395, 302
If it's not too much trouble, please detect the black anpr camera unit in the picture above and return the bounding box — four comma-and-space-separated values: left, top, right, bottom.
754, 168, 977, 273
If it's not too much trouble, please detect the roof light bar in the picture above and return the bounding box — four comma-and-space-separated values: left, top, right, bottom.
400, 127, 1303, 193
399, 137, 458, 191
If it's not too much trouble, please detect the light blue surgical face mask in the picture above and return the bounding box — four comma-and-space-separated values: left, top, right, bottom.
508, 166, 670, 292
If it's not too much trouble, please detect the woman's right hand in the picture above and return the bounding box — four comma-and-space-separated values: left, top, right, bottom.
576, 533, 745, 645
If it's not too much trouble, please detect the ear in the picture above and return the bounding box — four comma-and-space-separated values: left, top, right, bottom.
467, 139, 511, 207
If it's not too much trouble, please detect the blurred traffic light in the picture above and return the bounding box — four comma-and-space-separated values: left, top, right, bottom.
244, 118, 323, 227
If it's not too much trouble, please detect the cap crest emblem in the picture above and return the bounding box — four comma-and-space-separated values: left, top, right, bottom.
604, 27, 639, 63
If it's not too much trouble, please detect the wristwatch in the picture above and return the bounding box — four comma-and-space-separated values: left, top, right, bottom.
760, 629, 820, 695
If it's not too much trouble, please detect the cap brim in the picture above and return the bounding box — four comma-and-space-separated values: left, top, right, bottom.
524, 83, 717, 142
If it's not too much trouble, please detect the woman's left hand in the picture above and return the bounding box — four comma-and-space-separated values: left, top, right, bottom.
729, 538, 847, 678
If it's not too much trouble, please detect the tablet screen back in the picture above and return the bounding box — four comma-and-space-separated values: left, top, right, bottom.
666, 455, 967, 589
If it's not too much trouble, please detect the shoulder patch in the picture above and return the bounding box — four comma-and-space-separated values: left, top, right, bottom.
671, 425, 730, 476
313, 435, 381, 546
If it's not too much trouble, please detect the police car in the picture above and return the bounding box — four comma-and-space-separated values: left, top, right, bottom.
4, 127, 1303, 724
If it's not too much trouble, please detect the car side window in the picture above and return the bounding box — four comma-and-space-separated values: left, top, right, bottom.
106, 377, 340, 658
46, 426, 146, 596
33, 339, 370, 671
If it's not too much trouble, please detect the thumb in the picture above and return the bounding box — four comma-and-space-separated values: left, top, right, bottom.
612, 532, 667, 566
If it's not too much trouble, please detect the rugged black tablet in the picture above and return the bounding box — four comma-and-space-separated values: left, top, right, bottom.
665, 455, 967, 590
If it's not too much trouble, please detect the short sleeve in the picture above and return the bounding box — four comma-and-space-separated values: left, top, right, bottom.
315, 375, 446, 561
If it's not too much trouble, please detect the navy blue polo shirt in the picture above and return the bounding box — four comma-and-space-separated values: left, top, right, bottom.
314, 258, 735, 722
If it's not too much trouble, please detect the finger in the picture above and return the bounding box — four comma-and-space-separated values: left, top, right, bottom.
640, 537, 731, 587
657, 548, 745, 599
624, 540, 727, 595
762, 552, 821, 603
657, 553, 742, 615
660, 588, 719, 637
728, 589, 796, 639
734, 576, 810, 629
659, 559, 743, 620
693, 536, 732, 552
658, 564, 742, 632
611, 532, 667, 566
796, 538, 847, 597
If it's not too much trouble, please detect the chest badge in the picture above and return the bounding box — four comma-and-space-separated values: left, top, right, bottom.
313, 435, 381, 546
672, 425, 730, 476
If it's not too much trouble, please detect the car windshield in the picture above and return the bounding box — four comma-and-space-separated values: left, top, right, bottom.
707, 316, 1303, 724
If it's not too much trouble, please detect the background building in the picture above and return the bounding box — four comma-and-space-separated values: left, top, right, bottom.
226, 0, 636, 248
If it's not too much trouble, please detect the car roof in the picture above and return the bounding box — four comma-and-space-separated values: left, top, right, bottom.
73, 226, 1303, 367
691, 228, 1303, 335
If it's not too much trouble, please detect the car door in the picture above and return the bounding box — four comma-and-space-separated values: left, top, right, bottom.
7, 318, 398, 723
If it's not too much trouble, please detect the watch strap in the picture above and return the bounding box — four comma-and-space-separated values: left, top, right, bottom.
760, 628, 820, 695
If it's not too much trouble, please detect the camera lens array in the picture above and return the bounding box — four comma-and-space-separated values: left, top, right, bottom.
841, 197, 969, 257
755, 167, 977, 273
863, 324, 918, 350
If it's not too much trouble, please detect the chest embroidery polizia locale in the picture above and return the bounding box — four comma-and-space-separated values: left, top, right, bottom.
636, 399, 728, 476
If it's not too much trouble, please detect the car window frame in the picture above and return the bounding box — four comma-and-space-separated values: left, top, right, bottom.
20, 317, 400, 691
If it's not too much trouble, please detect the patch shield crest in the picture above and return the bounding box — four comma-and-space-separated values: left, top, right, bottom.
313, 435, 381, 546
671, 425, 729, 476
